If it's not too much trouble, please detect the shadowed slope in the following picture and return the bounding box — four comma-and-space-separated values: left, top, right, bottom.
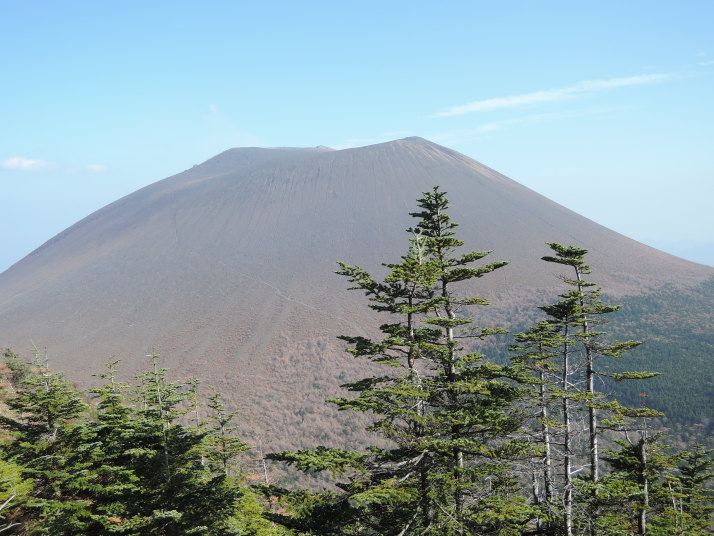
0, 137, 711, 450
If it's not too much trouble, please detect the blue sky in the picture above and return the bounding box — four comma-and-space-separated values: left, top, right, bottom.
2, 1, 713, 271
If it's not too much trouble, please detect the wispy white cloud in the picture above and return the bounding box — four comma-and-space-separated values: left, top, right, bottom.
1, 156, 51, 170
85, 163, 107, 173
697, 60, 714, 66
433, 74, 670, 118
428, 107, 619, 146
574, 74, 669, 90
2, 157, 110, 174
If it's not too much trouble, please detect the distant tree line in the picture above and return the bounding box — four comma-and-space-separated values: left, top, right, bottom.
0, 187, 712, 535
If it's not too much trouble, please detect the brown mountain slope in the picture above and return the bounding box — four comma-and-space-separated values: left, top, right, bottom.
0, 137, 711, 450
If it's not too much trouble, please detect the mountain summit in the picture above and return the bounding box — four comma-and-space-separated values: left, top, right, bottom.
1, 138, 711, 448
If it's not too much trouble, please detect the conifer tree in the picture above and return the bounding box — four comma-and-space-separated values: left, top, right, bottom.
118, 351, 241, 535
598, 428, 680, 536
203, 391, 250, 476
524, 244, 662, 535
509, 320, 563, 530
0, 455, 31, 533
0, 351, 93, 534
0, 351, 254, 535
270, 187, 535, 535
676, 443, 714, 528
596, 416, 714, 535
541, 243, 656, 488
3, 350, 87, 443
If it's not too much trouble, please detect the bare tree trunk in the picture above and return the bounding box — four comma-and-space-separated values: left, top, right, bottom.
540, 371, 554, 507
638, 436, 649, 535
258, 440, 270, 485
574, 266, 599, 488
407, 294, 432, 531
443, 283, 464, 523
562, 329, 574, 536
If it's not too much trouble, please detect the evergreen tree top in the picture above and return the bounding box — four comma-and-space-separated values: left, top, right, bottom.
542, 242, 591, 273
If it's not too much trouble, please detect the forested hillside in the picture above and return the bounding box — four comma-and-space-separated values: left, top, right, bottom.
484, 278, 714, 437
606, 278, 714, 431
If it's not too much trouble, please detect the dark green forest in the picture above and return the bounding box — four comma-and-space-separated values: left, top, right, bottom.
606, 280, 714, 430
1, 187, 712, 535
485, 279, 714, 438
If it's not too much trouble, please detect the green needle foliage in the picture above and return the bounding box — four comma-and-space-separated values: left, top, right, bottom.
0, 351, 92, 534
203, 391, 251, 476
0, 351, 273, 535
596, 430, 714, 535
510, 244, 683, 536
269, 187, 537, 535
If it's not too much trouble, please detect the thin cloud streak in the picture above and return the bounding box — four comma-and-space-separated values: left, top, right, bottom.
2, 158, 109, 174
85, 164, 107, 173
429, 107, 619, 146
433, 74, 670, 117
1, 157, 51, 171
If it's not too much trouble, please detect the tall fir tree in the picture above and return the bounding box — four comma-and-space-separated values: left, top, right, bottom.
269, 187, 536, 535
512, 243, 663, 536
203, 391, 250, 476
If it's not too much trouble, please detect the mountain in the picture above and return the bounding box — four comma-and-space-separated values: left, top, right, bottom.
1, 137, 711, 450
